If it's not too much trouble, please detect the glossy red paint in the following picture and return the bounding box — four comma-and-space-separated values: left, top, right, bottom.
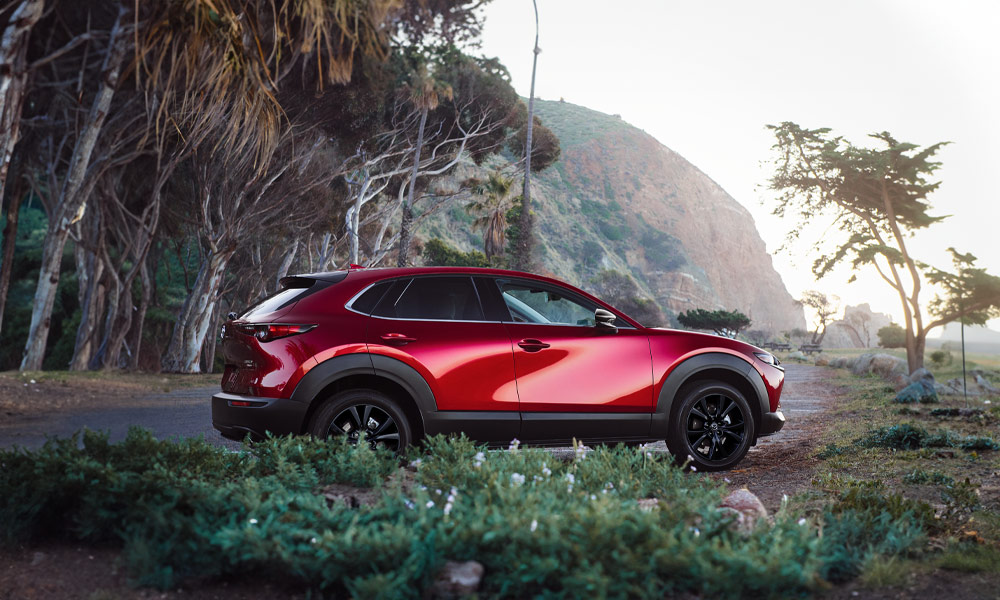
366, 319, 519, 411
505, 322, 653, 412
217, 266, 785, 447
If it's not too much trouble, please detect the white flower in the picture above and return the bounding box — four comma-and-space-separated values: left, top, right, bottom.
510, 473, 525, 486
798, 518, 808, 526
567, 485, 574, 493
542, 465, 552, 477
533, 475, 542, 482
565, 473, 575, 484
692, 527, 700, 537
986, 400, 993, 405
604, 482, 615, 490
690, 466, 697, 472
590, 494, 597, 501
404, 500, 416, 510
723, 477, 731, 483
473, 451, 485, 462
426, 500, 435, 509
310, 537, 318, 544
444, 502, 453, 515
645, 451, 653, 459
508, 438, 520, 451
530, 519, 538, 532
408, 459, 422, 468
574, 444, 588, 461
249, 518, 258, 525
436, 489, 442, 495
29, 379, 36, 384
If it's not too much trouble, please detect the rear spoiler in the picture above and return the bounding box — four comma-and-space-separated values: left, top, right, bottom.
279, 271, 349, 289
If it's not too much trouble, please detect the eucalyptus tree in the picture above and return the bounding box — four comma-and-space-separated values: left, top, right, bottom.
799, 290, 839, 345
511, 0, 541, 272
767, 122, 1000, 371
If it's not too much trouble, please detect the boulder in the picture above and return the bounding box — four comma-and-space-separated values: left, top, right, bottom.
787, 350, 806, 361
814, 357, 830, 367
828, 356, 855, 369
428, 561, 485, 599
851, 353, 908, 380
718, 488, 768, 534
974, 374, 999, 395
909, 368, 937, 394
895, 382, 938, 404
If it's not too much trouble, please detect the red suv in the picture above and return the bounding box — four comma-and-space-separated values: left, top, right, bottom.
212, 267, 785, 471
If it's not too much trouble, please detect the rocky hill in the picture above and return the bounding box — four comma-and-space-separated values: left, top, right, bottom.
418, 99, 805, 333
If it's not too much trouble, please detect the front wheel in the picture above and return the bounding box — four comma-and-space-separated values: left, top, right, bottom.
308, 389, 412, 453
667, 381, 755, 472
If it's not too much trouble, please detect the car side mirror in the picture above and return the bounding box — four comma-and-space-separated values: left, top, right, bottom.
595, 308, 617, 332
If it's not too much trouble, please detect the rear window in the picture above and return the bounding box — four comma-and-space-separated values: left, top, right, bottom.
241, 282, 315, 319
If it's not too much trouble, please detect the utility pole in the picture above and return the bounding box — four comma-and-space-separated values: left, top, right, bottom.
515, 0, 540, 271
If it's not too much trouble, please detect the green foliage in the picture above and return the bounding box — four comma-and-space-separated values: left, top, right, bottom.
640, 227, 685, 272
677, 308, 752, 338
421, 238, 490, 267
878, 324, 907, 348
857, 424, 1000, 452
930, 349, 953, 367
0, 430, 935, 595
903, 468, 955, 486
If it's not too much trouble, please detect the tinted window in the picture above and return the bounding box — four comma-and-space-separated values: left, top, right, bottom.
499, 281, 596, 326
242, 284, 314, 318
350, 281, 392, 314
374, 277, 484, 321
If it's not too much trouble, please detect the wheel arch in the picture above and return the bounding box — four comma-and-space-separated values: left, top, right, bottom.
653, 352, 768, 441
291, 353, 437, 440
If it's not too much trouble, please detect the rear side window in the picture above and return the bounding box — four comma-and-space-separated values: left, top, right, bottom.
349, 281, 393, 314
373, 276, 484, 321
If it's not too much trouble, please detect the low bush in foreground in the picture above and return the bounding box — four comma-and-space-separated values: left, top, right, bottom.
0, 429, 933, 597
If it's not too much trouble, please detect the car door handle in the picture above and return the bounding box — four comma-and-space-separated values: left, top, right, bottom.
517, 338, 550, 352
380, 333, 416, 345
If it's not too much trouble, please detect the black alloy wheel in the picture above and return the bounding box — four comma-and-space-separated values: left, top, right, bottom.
668, 381, 754, 472
309, 389, 412, 453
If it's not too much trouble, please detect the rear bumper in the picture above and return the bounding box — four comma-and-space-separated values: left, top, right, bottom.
758, 409, 786, 437
211, 392, 309, 441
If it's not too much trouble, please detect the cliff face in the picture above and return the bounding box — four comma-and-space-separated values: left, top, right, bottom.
419, 99, 806, 333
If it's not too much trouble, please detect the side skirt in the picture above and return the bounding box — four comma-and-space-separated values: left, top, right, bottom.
422, 411, 655, 446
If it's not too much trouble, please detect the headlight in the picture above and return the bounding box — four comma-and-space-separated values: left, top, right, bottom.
754, 352, 783, 370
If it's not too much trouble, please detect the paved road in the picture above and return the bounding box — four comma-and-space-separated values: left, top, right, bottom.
0, 386, 240, 451
0, 365, 827, 465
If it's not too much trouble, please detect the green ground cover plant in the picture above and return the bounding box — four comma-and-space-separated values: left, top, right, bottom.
0, 428, 938, 598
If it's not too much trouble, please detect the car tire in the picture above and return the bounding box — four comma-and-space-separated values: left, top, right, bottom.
308, 388, 412, 453
667, 381, 755, 472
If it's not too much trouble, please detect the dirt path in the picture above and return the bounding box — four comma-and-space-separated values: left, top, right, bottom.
707, 363, 840, 510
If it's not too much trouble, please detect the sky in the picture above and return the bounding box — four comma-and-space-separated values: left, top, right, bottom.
478, 0, 1000, 333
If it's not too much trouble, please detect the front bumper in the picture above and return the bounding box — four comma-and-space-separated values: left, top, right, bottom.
758, 409, 786, 437
211, 392, 309, 441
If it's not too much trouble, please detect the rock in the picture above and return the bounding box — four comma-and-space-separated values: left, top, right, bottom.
718, 488, 768, 534
428, 560, 485, 599
974, 374, 999, 395
895, 382, 938, 404
637, 498, 660, 512
30, 552, 45, 566
814, 357, 830, 367
850, 353, 908, 380
948, 378, 981, 396
909, 369, 937, 394
787, 350, 806, 361
828, 356, 855, 369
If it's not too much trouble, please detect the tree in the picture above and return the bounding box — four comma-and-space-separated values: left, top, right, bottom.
799, 290, 839, 345
587, 270, 665, 327
843, 309, 874, 348
878, 324, 906, 349
422, 238, 489, 267
677, 308, 751, 338
767, 123, 1000, 372
466, 170, 515, 261
397, 61, 453, 266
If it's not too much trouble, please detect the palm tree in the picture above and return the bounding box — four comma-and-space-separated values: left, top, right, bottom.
397, 62, 452, 266
467, 171, 515, 261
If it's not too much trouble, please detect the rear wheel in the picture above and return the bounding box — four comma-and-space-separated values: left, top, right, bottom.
667, 381, 755, 472
308, 389, 412, 453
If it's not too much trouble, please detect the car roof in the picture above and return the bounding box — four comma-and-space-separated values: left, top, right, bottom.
290, 266, 644, 328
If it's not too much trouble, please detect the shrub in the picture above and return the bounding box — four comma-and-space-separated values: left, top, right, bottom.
0, 430, 934, 596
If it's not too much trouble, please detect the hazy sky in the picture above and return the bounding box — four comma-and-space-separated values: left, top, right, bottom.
479, 0, 1000, 332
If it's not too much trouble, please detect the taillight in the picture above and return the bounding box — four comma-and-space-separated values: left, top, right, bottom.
235, 323, 316, 342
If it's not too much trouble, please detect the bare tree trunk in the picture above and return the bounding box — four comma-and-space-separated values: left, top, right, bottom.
513, 0, 541, 272
161, 250, 232, 373
275, 241, 297, 286
397, 107, 428, 267
69, 214, 106, 370
0, 166, 23, 338
0, 0, 43, 204
128, 257, 152, 370
20, 8, 127, 370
